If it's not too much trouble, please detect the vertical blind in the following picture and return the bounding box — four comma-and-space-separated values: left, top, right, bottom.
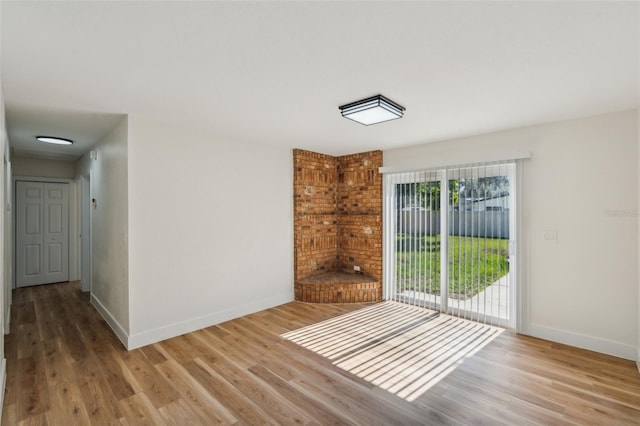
383, 161, 516, 327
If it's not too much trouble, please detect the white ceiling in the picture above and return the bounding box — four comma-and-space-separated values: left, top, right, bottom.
1, 1, 638, 159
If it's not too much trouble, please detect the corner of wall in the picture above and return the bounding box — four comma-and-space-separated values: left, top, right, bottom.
90, 117, 130, 337
91, 293, 129, 350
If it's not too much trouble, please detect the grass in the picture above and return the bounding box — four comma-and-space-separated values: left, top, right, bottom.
396, 234, 509, 299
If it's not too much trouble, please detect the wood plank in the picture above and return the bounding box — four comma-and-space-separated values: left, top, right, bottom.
59, 322, 88, 362
155, 359, 237, 425
157, 399, 206, 426
40, 338, 73, 388
33, 299, 63, 341
16, 323, 41, 360
16, 355, 50, 421
140, 344, 167, 365
4, 282, 640, 425
1, 403, 17, 426
17, 412, 49, 426
116, 348, 180, 409
3, 334, 19, 406
77, 375, 122, 425
95, 348, 136, 401
182, 359, 274, 425
44, 381, 91, 426
16, 301, 37, 324
154, 335, 202, 365
194, 355, 314, 425
249, 364, 353, 425
117, 394, 167, 426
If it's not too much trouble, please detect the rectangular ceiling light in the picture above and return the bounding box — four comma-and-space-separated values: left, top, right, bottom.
339, 94, 405, 126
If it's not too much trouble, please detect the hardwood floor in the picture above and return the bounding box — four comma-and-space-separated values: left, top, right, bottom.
2, 281, 640, 425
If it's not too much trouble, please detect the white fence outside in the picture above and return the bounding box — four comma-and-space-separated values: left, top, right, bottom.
399, 210, 509, 239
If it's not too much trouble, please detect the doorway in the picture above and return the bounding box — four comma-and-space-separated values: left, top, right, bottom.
15, 180, 70, 287
384, 162, 516, 327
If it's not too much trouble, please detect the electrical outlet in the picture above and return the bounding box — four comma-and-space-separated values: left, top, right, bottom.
354, 265, 360, 272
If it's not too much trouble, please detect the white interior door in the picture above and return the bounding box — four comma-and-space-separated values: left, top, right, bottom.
16, 181, 69, 287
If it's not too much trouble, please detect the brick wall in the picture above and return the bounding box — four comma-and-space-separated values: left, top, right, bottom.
335, 151, 383, 282
293, 149, 382, 284
293, 150, 338, 281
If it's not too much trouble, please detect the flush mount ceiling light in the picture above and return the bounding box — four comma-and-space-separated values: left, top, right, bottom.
339, 94, 405, 126
36, 136, 73, 145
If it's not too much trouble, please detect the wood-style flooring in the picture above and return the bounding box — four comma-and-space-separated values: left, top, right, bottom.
2, 281, 640, 425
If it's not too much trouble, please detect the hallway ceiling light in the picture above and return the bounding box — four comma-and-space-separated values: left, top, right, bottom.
339, 94, 405, 126
36, 136, 74, 145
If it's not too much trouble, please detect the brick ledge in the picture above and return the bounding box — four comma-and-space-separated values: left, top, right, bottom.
294, 272, 382, 303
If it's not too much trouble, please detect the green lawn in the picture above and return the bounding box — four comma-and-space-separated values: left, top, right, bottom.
396, 234, 509, 299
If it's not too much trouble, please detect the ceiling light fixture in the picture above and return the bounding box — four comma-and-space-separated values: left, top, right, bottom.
36, 136, 74, 145
339, 94, 405, 126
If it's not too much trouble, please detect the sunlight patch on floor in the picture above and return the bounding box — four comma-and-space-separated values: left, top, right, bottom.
282, 301, 503, 401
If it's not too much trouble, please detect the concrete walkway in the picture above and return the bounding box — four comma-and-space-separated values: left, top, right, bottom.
398, 273, 511, 321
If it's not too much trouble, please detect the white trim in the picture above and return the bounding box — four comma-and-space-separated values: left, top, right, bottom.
0, 358, 5, 416
91, 293, 129, 349
80, 174, 91, 293
515, 160, 528, 333
439, 170, 448, 312
127, 292, 292, 350
382, 175, 396, 300
379, 151, 531, 174
526, 323, 637, 361
6, 161, 12, 309
637, 347, 640, 373
68, 180, 80, 281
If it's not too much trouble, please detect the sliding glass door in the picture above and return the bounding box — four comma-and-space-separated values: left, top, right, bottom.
391, 170, 443, 311
384, 162, 516, 327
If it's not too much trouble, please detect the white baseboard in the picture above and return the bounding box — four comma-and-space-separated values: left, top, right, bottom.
127, 292, 292, 350
526, 323, 637, 361
90, 294, 129, 349
0, 358, 6, 416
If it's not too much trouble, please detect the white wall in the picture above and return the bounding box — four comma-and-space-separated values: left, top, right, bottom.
86, 118, 130, 344
75, 152, 91, 178
76, 154, 92, 292
12, 155, 75, 179
2, 123, 9, 333
126, 116, 293, 348
385, 109, 638, 360
0, 79, 8, 411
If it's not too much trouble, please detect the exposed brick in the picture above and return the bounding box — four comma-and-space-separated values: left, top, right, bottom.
293, 149, 383, 303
